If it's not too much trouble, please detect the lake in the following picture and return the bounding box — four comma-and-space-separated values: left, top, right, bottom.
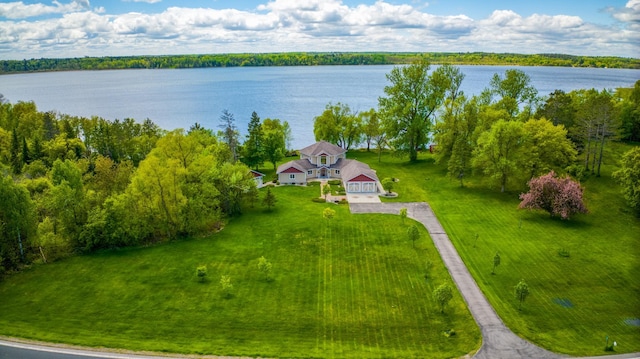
2, 65, 638, 149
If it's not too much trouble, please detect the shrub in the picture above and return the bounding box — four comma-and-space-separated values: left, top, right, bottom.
519, 171, 588, 220
257, 256, 272, 281
196, 265, 207, 282
323, 207, 336, 220
382, 178, 394, 194
220, 275, 233, 298
433, 283, 453, 313
328, 179, 341, 185
565, 164, 587, 181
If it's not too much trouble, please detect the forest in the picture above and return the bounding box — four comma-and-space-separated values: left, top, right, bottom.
1, 52, 639, 75
0, 62, 639, 277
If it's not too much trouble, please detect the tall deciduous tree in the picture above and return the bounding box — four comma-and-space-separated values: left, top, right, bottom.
360, 108, 381, 152
313, 102, 362, 150
282, 121, 293, 153
518, 171, 588, 220
487, 69, 538, 119
379, 58, 448, 161
574, 89, 618, 176
262, 118, 286, 171
536, 89, 577, 132
124, 130, 224, 241
472, 120, 525, 192
210, 161, 256, 217
522, 118, 577, 179
436, 96, 478, 186
617, 80, 640, 142
613, 147, 640, 215
0, 174, 35, 273
48, 159, 87, 245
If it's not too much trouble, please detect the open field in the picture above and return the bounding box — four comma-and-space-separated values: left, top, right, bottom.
0, 185, 480, 358
353, 143, 640, 356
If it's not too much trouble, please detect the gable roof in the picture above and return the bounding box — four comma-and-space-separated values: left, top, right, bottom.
299, 141, 346, 157
340, 159, 379, 183
276, 159, 315, 174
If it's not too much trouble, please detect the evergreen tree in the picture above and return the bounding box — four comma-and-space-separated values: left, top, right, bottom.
21, 137, 30, 165
262, 187, 277, 211
219, 110, 240, 162
10, 130, 21, 174
32, 136, 43, 161
242, 111, 264, 170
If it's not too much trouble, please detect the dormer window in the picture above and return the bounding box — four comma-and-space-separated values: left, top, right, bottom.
320, 156, 327, 165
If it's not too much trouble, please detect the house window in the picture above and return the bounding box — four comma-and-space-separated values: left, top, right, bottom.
289, 174, 295, 179
335, 169, 340, 175
320, 156, 327, 165
307, 170, 313, 175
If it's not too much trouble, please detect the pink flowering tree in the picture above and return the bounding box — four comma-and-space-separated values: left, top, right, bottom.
519, 171, 588, 220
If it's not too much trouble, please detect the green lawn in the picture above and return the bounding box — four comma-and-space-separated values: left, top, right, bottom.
353, 143, 640, 356
0, 185, 480, 358
1, 144, 638, 357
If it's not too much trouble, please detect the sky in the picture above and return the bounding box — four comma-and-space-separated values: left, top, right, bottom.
0, 0, 638, 60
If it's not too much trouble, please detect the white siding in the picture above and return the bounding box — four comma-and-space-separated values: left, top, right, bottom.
278, 172, 306, 184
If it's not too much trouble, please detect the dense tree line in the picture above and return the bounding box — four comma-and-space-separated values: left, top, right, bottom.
2, 52, 638, 75
0, 99, 279, 275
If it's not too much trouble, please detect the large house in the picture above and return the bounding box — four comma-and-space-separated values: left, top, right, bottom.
276, 141, 380, 193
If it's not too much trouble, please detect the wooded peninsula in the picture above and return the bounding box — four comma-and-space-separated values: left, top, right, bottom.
2, 52, 639, 74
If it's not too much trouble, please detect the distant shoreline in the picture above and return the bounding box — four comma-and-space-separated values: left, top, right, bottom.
2, 52, 639, 75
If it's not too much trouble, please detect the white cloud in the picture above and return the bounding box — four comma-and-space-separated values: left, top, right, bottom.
607, 0, 640, 23
0, 0, 90, 19
0, 0, 638, 59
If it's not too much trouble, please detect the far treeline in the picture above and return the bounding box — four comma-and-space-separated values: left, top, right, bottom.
1, 52, 640, 74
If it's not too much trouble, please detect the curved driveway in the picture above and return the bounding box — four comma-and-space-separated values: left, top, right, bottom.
349, 202, 640, 359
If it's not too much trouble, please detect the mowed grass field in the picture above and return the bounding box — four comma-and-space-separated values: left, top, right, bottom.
355, 143, 640, 356
0, 185, 480, 358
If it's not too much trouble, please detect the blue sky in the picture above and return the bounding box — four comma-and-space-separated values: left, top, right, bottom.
1, 0, 638, 59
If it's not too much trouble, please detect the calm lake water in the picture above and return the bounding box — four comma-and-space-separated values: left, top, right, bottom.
2, 65, 638, 149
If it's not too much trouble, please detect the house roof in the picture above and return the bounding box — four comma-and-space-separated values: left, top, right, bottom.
340, 159, 379, 183
276, 159, 315, 174
299, 141, 346, 157
250, 170, 265, 178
